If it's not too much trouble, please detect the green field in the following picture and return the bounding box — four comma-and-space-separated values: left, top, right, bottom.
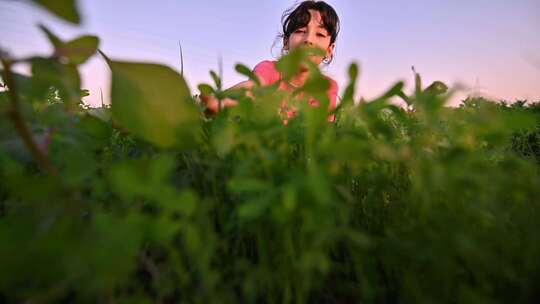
1, 1, 540, 303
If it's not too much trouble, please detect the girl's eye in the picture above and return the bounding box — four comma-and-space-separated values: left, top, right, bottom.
317, 33, 327, 37
295, 29, 306, 33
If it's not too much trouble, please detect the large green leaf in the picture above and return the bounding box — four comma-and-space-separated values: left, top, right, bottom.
105, 58, 200, 147
276, 46, 324, 81
39, 25, 99, 65
31, 0, 81, 24
62, 35, 99, 65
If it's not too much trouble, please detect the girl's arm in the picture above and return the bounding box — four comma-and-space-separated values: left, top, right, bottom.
200, 80, 257, 114
200, 61, 275, 115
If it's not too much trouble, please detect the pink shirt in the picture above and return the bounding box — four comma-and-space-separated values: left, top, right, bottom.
252, 60, 339, 122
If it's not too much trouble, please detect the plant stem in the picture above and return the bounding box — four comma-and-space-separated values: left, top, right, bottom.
1, 55, 58, 175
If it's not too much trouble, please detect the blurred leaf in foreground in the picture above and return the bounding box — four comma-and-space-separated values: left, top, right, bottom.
59, 36, 99, 65
103, 55, 200, 148
31, 0, 81, 24
39, 24, 99, 65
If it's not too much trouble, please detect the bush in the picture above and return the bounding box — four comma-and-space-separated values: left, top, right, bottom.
1, 2, 539, 303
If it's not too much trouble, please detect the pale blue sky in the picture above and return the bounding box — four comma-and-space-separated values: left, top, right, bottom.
1, 0, 539, 106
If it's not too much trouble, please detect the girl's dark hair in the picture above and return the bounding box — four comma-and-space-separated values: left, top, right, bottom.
280, 1, 340, 62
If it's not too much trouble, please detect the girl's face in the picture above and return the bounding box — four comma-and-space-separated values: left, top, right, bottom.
285, 9, 335, 65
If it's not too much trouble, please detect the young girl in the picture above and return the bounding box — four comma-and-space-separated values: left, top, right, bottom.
202, 1, 340, 122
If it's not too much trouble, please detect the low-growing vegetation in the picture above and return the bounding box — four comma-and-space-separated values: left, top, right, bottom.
1, 1, 539, 303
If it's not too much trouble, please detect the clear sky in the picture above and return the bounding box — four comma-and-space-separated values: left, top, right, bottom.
1, 0, 539, 106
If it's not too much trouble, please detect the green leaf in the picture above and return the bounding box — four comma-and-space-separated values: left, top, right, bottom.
377, 81, 405, 101
103, 56, 200, 148
31, 0, 81, 24
79, 114, 112, 147
302, 70, 330, 105
424, 81, 448, 96
59, 35, 100, 65
39, 25, 99, 65
397, 90, 411, 106
52, 144, 97, 187
237, 198, 270, 220
276, 46, 324, 80
212, 124, 236, 157
412, 66, 422, 96
198, 84, 215, 96
210, 70, 222, 91
235, 64, 260, 86
340, 63, 359, 107
229, 178, 271, 194
164, 190, 197, 217
38, 24, 63, 48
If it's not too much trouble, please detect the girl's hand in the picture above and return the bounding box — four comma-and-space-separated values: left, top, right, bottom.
200, 94, 238, 115
199, 80, 256, 115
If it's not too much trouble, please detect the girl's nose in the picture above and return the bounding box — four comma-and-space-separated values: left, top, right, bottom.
303, 33, 315, 45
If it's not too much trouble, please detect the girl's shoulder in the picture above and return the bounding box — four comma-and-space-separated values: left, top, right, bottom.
252, 60, 280, 85
324, 76, 339, 108
325, 75, 338, 88
254, 60, 277, 68
325, 75, 339, 96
